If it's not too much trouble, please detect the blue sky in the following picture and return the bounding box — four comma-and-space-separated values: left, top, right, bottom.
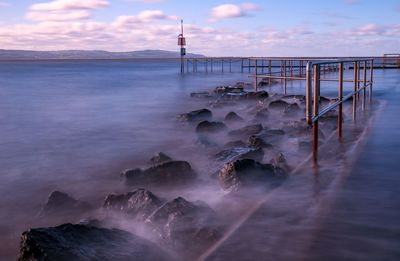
0, 0, 399, 56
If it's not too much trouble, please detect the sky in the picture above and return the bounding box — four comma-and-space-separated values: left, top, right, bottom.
0, 0, 399, 56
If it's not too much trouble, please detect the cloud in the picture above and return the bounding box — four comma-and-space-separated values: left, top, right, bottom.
127, 0, 165, 3
209, 2, 261, 21
26, 0, 109, 22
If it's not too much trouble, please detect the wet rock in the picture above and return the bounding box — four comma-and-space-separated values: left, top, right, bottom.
284, 103, 301, 116
248, 135, 272, 149
229, 124, 263, 137
246, 91, 269, 99
319, 96, 332, 104
254, 108, 269, 120
196, 121, 227, 133
215, 147, 264, 163
149, 152, 172, 165
270, 152, 290, 172
18, 223, 172, 261
190, 92, 212, 99
40, 191, 91, 216
224, 140, 246, 148
218, 159, 287, 192
282, 94, 306, 102
103, 189, 163, 221
258, 129, 285, 143
196, 136, 218, 147
122, 161, 196, 187
145, 197, 220, 252
269, 100, 289, 110
214, 86, 244, 94
224, 111, 244, 122
178, 109, 212, 123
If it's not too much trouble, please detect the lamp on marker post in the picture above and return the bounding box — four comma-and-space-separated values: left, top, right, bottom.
177, 19, 186, 73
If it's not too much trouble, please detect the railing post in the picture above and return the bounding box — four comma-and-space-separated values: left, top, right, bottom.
284, 60, 287, 94
369, 60, 374, 103
306, 61, 313, 125
338, 62, 343, 142
269, 59, 272, 85
353, 61, 358, 122
362, 60, 367, 111
313, 64, 320, 163
254, 59, 258, 91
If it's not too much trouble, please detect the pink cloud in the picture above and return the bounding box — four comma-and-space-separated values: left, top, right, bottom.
209, 2, 261, 22
30, 0, 109, 11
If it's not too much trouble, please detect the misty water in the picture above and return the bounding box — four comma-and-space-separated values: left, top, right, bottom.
0, 60, 399, 260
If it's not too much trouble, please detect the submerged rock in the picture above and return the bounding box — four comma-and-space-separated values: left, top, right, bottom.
224, 111, 244, 122
269, 100, 290, 110
40, 191, 91, 216
246, 91, 269, 99
215, 147, 264, 163
145, 197, 220, 252
218, 159, 287, 192
248, 135, 272, 149
103, 189, 163, 221
284, 103, 301, 116
270, 152, 291, 172
214, 86, 244, 94
122, 161, 196, 187
178, 109, 212, 123
254, 108, 269, 120
149, 152, 172, 165
229, 124, 263, 137
18, 223, 172, 261
224, 140, 246, 148
190, 92, 212, 99
196, 121, 227, 133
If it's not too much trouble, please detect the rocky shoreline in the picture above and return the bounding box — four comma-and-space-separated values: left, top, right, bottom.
17, 80, 344, 261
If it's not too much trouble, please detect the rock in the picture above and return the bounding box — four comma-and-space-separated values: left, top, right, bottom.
224, 112, 244, 122
196, 121, 227, 133
248, 135, 272, 149
103, 189, 163, 221
190, 92, 212, 98
282, 94, 306, 102
178, 109, 212, 123
270, 152, 290, 172
122, 161, 196, 187
18, 223, 172, 261
145, 197, 220, 252
319, 96, 331, 104
214, 86, 244, 94
254, 108, 269, 120
224, 140, 246, 148
149, 152, 172, 165
218, 159, 287, 192
229, 124, 263, 137
284, 103, 301, 116
215, 147, 264, 163
195, 136, 218, 147
257, 78, 272, 87
246, 91, 269, 99
269, 100, 289, 110
257, 129, 285, 144
40, 191, 91, 216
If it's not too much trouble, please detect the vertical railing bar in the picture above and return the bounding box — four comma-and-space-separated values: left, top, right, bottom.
353, 61, 358, 122
313, 64, 320, 163
369, 60, 374, 103
338, 62, 343, 142
362, 60, 367, 111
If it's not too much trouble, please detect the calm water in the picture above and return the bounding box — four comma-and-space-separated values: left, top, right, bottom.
0, 60, 399, 260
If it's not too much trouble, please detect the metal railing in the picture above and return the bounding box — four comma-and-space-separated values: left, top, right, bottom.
252, 58, 374, 162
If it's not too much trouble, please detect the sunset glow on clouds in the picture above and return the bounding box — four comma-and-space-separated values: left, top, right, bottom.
0, 0, 399, 56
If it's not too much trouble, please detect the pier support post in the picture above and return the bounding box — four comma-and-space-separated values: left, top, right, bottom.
306, 61, 313, 125
312, 64, 320, 163
353, 62, 358, 122
369, 60, 374, 103
338, 62, 343, 142
362, 61, 367, 111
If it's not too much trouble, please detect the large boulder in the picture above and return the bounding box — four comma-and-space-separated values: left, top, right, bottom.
122, 161, 196, 187
18, 223, 172, 261
218, 159, 287, 192
214, 147, 264, 163
40, 191, 91, 216
196, 121, 227, 133
145, 197, 220, 253
178, 109, 212, 123
103, 189, 163, 221
229, 124, 263, 137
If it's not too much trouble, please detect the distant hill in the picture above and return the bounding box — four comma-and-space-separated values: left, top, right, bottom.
0, 49, 205, 60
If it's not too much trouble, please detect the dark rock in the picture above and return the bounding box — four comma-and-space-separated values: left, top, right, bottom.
196, 121, 227, 133
284, 103, 301, 116
270, 152, 290, 172
178, 109, 212, 123
218, 159, 287, 192
215, 147, 264, 163
149, 152, 172, 165
145, 197, 220, 252
269, 100, 290, 110
319, 96, 331, 104
224, 111, 244, 122
282, 94, 306, 102
103, 189, 163, 221
255, 108, 269, 120
214, 86, 244, 94
40, 191, 91, 216
122, 161, 196, 187
196, 136, 218, 147
224, 140, 246, 148
258, 129, 285, 143
229, 124, 263, 137
248, 135, 272, 149
246, 91, 269, 99
190, 92, 212, 99
18, 223, 172, 261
